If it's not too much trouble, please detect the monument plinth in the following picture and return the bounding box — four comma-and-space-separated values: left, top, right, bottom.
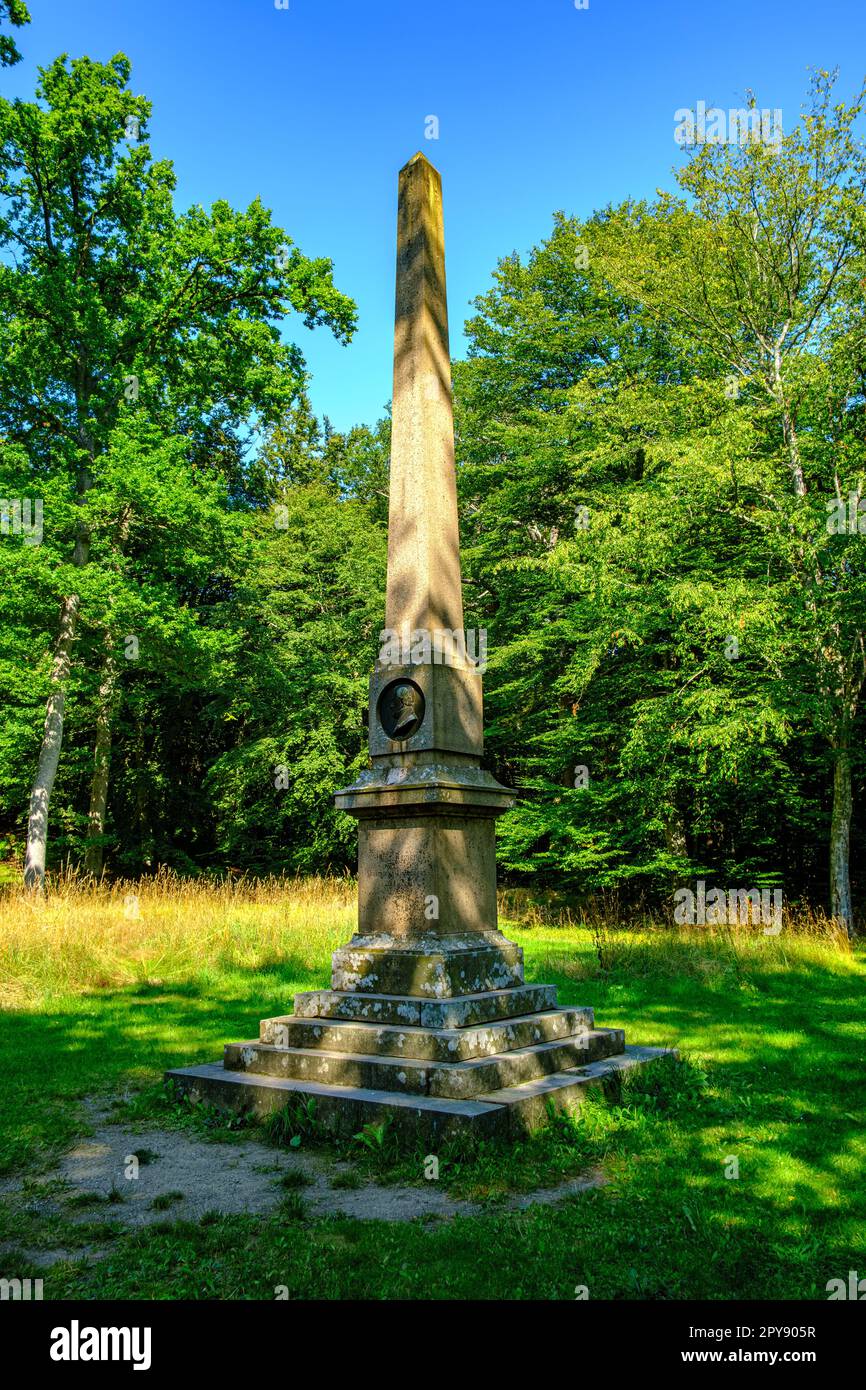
167, 154, 671, 1140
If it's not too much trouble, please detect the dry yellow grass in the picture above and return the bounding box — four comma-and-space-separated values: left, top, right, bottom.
501, 885, 854, 984
0, 870, 356, 1008
500, 883, 852, 942
0, 870, 852, 1011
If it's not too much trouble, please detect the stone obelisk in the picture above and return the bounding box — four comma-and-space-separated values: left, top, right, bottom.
166, 154, 671, 1140
332, 151, 520, 996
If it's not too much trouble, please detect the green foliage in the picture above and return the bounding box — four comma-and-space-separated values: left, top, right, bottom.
453, 72, 866, 910
277, 1190, 306, 1221
203, 483, 386, 872
264, 1096, 320, 1150
0, 52, 359, 876
351, 1116, 395, 1158
0, 1, 29, 67
149, 1190, 184, 1212
0, 59, 864, 918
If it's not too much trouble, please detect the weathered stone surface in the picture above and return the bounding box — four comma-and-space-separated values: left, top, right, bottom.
259, 1007, 595, 1062
331, 933, 524, 997
418, 984, 560, 1029
290, 982, 561, 1028
166, 1062, 507, 1142
353, 813, 504, 938
384, 153, 465, 665
224, 1027, 625, 1101
332, 152, 513, 947
335, 761, 514, 811
165, 1047, 675, 1143
292, 990, 423, 1026
224, 1041, 431, 1095
336, 760, 514, 817
476, 1045, 676, 1134
424, 1029, 625, 1100
363, 670, 490, 764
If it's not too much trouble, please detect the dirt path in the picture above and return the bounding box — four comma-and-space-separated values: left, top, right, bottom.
1, 1100, 603, 1268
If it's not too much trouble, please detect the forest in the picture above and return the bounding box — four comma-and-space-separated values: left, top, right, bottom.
1, 33, 865, 933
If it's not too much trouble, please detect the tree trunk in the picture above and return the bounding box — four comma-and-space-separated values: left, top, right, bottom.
664, 806, 688, 859
781, 407, 806, 498
774, 376, 857, 933
772, 349, 806, 498
23, 419, 93, 890
829, 722, 854, 937
134, 711, 155, 870
83, 646, 119, 878
23, 594, 80, 889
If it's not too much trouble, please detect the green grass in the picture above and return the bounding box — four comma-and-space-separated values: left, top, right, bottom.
279, 1169, 312, 1190
149, 1190, 185, 1212
0, 879, 863, 1299
330, 1169, 363, 1191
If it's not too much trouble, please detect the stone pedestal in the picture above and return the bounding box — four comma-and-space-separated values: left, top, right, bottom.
167, 979, 670, 1142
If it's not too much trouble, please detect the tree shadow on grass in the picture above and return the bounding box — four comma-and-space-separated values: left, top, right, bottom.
535, 935, 866, 1243
0, 952, 328, 1171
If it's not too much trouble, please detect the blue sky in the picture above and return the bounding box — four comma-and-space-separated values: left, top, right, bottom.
5, 0, 864, 430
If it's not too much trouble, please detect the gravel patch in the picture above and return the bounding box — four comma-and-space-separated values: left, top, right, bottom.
0, 1098, 603, 1267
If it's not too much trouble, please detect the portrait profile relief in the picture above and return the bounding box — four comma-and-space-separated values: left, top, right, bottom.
378, 679, 425, 740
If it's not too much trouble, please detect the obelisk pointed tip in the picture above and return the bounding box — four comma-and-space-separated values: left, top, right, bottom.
401, 150, 440, 177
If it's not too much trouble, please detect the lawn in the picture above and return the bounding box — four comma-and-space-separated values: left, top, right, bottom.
0, 875, 863, 1300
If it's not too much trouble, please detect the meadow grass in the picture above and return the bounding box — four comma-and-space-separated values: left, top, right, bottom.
0, 873, 863, 1299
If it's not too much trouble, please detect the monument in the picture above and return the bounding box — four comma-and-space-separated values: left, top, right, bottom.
168, 154, 670, 1139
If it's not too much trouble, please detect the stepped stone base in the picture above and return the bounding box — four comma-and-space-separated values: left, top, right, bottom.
166, 936, 674, 1141
330, 932, 524, 997
292, 982, 559, 1029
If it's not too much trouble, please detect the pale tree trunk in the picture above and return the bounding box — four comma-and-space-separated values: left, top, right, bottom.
83, 646, 119, 878
781, 407, 806, 498
23, 414, 94, 890
23, 595, 80, 889
664, 806, 688, 859
828, 671, 863, 939
829, 724, 853, 935
771, 348, 806, 499
134, 711, 155, 870
776, 378, 858, 934
822, 666, 861, 941
665, 811, 690, 905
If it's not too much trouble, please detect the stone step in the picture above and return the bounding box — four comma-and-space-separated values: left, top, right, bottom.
426, 1029, 626, 1099
331, 936, 524, 997
165, 1062, 506, 1143
476, 1045, 677, 1133
292, 983, 560, 1029
259, 1007, 595, 1062
166, 1045, 676, 1142
224, 1027, 625, 1101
